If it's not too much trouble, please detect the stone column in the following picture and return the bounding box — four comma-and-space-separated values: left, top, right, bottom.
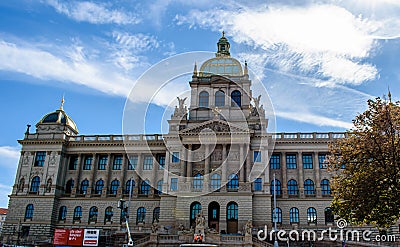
179, 147, 187, 183
221, 144, 227, 190
263, 148, 270, 193
151, 155, 159, 197
239, 144, 245, 182
314, 152, 321, 197
163, 152, 171, 193
245, 145, 251, 182
88, 153, 97, 197
102, 153, 112, 197
186, 145, 193, 184
298, 152, 304, 198
281, 152, 288, 198
72, 154, 82, 196
204, 144, 210, 191
119, 154, 128, 196
136, 153, 143, 179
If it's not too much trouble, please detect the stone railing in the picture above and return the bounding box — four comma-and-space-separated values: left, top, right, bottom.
68, 134, 164, 142
272, 132, 345, 140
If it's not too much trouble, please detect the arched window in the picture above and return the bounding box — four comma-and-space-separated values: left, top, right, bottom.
105, 206, 113, 223
254, 178, 263, 191
307, 207, 317, 224
153, 207, 160, 223
30, 176, 40, 192
272, 207, 282, 223
231, 90, 241, 107
89, 206, 98, 223
80, 179, 89, 194
125, 179, 135, 194
140, 180, 150, 195
270, 179, 282, 195
215, 90, 225, 107
321, 179, 331, 195
304, 179, 315, 195
227, 174, 239, 190
199, 91, 209, 107
193, 173, 203, 190
137, 207, 146, 224
226, 202, 238, 220
110, 179, 120, 195
73, 206, 82, 221
25, 204, 34, 219
190, 202, 202, 226
210, 174, 221, 191
156, 180, 163, 195
324, 207, 334, 224
287, 179, 298, 195
19, 177, 25, 192
95, 179, 104, 194
65, 179, 74, 194
58, 206, 67, 221
290, 207, 299, 223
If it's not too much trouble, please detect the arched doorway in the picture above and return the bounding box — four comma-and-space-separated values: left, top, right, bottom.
190, 202, 202, 227
226, 202, 238, 234
208, 201, 220, 232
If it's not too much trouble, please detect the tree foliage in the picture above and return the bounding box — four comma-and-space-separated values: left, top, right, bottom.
328, 97, 400, 229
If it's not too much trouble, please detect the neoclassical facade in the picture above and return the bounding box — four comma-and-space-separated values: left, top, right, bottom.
2, 34, 344, 245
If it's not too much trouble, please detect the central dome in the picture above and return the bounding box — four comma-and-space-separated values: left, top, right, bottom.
200, 57, 243, 76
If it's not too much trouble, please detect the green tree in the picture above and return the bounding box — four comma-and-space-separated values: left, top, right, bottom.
328, 96, 400, 228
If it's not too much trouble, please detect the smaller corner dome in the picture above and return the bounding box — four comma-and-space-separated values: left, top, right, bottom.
39, 109, 78, 133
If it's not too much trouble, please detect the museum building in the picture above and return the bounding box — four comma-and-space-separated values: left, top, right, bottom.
2, 34, 347, 246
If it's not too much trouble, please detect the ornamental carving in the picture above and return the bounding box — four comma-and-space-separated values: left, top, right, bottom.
211, 150, 222, 161
230, 151, 240, 161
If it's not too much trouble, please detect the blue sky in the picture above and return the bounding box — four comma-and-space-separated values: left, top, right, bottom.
1, 0, 400, 207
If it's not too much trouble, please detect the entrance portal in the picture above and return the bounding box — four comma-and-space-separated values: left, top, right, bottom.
208, 201, 220, 232
226, 202, 238, 234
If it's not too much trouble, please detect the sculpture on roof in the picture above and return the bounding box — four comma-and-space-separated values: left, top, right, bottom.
173, 96, 188, 118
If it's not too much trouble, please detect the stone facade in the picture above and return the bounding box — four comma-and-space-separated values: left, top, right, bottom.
2, 34, 343, 245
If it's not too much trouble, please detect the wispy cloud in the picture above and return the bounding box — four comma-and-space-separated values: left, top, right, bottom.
175, 4, 388, 85
0, 40, 134, 97
45, 0, 141, 25
0, 146, 19, 207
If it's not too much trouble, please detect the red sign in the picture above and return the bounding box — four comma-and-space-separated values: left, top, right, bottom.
54, 228, 69, 245
67, 228, 84, 246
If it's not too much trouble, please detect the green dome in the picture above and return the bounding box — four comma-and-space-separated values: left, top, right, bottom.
200, 57, 243, 76
39, 109, 78, 133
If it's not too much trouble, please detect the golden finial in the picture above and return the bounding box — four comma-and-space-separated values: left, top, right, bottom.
244, 60, 248, 76
60, 94, 65, 110
222, 31, 225, 37
193, 62, 197, 76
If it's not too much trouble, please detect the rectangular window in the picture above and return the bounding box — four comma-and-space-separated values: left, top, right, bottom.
302, 154, 313, 169
128, 155, 137, 170
113, 155, 123, 170
98, 155, 108, 170
34, 151, 46, 167
270, 154, 280, 169
83, 156, 93, 170
172, 152, 180, 163
319, 154, 327, 169
69, 156, 78, 170
286, 154, 297, 169
253, 151, 261, 163
143, 155, 153, 170
157, 154, 165, 169
170, 178, 178, 191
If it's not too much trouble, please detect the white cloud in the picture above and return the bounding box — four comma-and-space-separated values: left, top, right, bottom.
175, 4, 385, 85
276, 111, 353, 129
0, 146, 19, 208
0, 146, 20, 166
0, 40, 134, 97
45, 0, 141, 25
